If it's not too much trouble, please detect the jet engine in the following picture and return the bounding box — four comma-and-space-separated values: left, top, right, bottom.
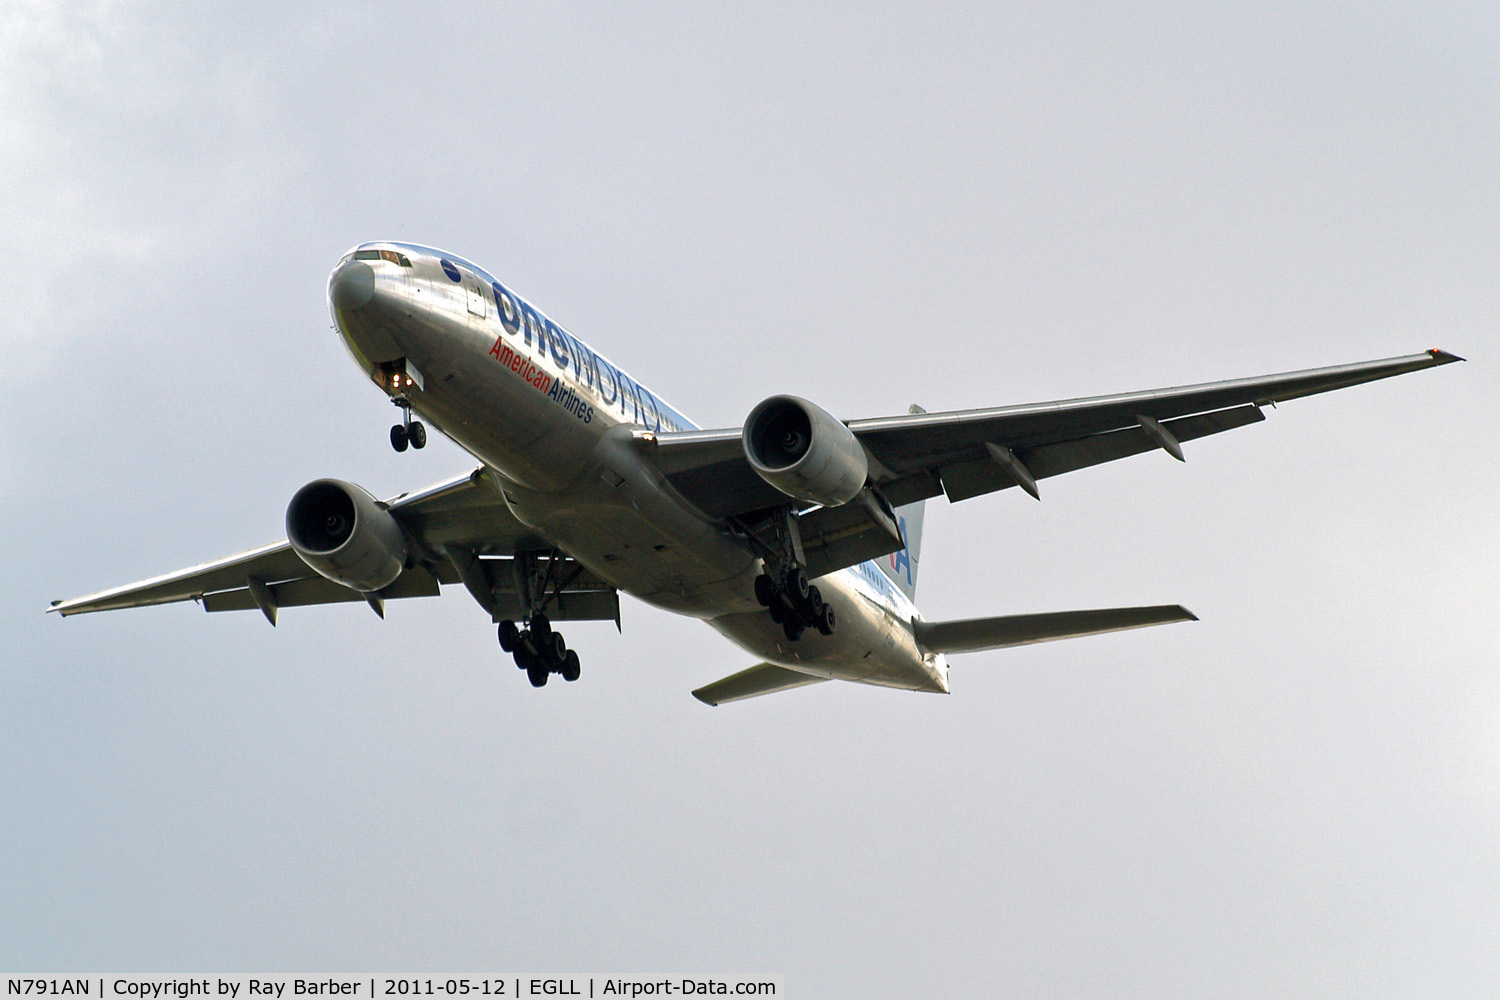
742, 395, 868, 507
286, 479, 407, 593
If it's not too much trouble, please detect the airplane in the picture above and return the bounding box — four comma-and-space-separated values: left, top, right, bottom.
50, 242, 1463, 705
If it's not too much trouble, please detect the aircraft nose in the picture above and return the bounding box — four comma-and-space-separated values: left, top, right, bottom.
329, 260, 375, 311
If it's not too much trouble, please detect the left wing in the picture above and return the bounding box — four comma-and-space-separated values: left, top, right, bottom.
50, 468, 618, 625
646, 350, 1462, 558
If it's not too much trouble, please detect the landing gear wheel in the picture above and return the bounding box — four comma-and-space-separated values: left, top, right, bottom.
754, 573, 775, 607
768, 601, 786, 625
498, 620, 521, 652
541, 631, 567, 668
560, 649, 581, 682
783, 620, 804, 642
513, 647, 535, 671
530, 613, 552, 640
785, 566, 810, 604
800, 584, 823, 619
816, 602, 836, 636
527, 664, 549, 687
390, 424, 409, 452
408, 421, 427, 449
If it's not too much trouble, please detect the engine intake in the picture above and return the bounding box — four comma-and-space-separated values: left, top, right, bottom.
743, 395, 868, 507
286, 478, 407, 593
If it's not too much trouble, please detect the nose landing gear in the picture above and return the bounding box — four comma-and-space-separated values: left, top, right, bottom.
390, 397, 427, 452
377, 362, 426, 452
498, 613, 581, 687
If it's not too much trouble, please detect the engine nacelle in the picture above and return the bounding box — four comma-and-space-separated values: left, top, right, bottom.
742, 395, 868, 507
286, 478, 407, 593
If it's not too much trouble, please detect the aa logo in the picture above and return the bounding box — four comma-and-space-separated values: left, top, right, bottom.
890, 515, 912, 584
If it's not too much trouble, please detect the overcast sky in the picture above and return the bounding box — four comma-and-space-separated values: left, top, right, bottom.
4, 2, 1498, 995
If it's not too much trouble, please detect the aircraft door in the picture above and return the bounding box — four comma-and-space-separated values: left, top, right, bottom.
465, 278, 487, 321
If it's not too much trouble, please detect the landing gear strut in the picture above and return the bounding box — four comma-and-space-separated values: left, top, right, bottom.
494, 549, 591, 689
498, 612, 582, 687
390, 396, 426, 452
755, 565, 836, 641
734, 507, 837, 643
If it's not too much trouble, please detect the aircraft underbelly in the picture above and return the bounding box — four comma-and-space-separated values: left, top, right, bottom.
709, 578, 947, 693
497, 457, 761, 616
484, 417, 942, 693
530, 499, 942, 691
412, 373, 760, 615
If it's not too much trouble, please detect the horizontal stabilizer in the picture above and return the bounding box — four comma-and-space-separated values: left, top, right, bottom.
692, 662, 829, 706
913, 604, 1197, 654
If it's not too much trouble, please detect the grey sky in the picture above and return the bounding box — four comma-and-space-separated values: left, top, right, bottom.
4, 2, 1497, 995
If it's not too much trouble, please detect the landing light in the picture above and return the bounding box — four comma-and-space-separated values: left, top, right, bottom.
374, 358, 425, 396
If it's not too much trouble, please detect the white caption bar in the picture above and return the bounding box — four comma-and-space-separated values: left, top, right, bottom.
2, 976, 784, 1000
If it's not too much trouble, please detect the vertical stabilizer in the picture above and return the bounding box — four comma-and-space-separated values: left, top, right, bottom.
875, 404, 927, 603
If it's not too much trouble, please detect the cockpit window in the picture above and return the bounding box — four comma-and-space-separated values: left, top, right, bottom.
351, 249, 412, 267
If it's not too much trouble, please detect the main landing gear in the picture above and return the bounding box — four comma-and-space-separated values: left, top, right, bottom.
755, 565, 836, 642
390, 396, 427, 453
497, 613, 581, 687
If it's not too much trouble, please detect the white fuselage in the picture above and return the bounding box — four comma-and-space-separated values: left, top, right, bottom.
330, 243, 948, 694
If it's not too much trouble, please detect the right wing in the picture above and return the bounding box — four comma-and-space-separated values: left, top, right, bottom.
50, 468, 618, 625
845, 349, 1463, 505
645, 350, 1462, 574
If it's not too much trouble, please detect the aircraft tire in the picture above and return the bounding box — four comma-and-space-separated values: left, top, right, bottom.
816, 603, 836, 636
783, 620, 804, 642
409, 421, 427, 449
801, 585, 823, 620
498, 620, 521, 652
513, 647, 535, 671
390, 424, 409, 452
561, 649, 581, 682
530, 613, 552, 639
754, 574, 775, 607
542, 631, 567, 667
785, 566, 810, 603
527, 664, 549, 687
768, 601, 785, 625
